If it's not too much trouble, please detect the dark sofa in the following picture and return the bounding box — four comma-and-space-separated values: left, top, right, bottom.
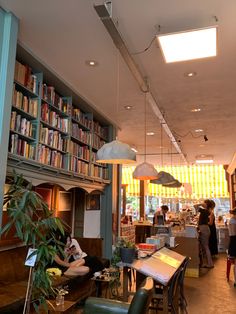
0, 237, 109, 313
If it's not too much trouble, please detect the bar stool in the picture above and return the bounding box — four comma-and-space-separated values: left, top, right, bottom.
226, 256, 235, 281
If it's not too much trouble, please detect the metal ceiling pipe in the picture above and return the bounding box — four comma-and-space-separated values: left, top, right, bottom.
94, 3, 187, 164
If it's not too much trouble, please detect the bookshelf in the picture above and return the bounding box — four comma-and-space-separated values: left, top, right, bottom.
8, 58, 110, 181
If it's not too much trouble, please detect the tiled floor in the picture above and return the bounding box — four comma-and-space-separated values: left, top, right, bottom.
75, 253, 236, 313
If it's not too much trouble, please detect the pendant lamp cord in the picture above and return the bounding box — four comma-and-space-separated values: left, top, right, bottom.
144, 92, 147, 162
161, 122, 163, 167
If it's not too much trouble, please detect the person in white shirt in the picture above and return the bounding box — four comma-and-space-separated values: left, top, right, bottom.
65, 233, 104, 274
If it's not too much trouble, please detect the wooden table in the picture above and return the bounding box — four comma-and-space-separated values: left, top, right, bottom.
119, 247, 185, 314
46, 300, 77, 314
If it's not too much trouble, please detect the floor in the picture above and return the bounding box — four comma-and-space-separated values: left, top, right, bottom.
75, 253, 236, 314
184, 253, 236, 314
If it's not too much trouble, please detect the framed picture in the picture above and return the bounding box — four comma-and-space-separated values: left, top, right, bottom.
59, 191, 72, 211
35, 187, 52, 210
86, 194, 100, 211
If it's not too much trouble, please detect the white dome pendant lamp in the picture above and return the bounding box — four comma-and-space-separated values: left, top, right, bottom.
96, 139, 136, 164
133, 92, 158, 180
96, 51, 136, 165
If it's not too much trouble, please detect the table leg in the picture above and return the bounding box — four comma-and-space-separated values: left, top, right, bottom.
123, 266, 129, 301
162, 286, 169, 314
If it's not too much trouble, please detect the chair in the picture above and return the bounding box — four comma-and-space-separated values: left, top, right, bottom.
150, 257, 190, 314
178, 257, 190, 314
83, 276, 154, 314
150, 268, 181, 314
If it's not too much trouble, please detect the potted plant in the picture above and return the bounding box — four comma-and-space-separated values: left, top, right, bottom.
112, 238, 136, 265
1, 171, 66, 314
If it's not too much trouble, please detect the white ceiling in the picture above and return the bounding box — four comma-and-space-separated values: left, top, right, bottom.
1, 0, 236, 166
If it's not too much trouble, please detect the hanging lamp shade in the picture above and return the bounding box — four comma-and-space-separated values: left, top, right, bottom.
150, 171, 176, 185
162, 179, 182, 188
133, 162, 159, 180
96, 140, 136, 164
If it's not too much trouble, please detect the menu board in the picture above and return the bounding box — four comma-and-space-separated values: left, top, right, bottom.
152, 247, 182, 268
132, 247, 185, 285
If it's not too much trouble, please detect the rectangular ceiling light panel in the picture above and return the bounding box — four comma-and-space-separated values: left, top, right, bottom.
195, 155, 214, 164
157, 27, 217, 63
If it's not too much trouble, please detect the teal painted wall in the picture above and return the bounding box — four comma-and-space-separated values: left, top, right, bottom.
0, 9, 18, 226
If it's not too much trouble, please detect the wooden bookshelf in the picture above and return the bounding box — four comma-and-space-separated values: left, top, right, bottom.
8, 58, 110, 181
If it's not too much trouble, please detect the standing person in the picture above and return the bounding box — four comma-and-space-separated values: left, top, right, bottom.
197, 200, 214, 268
207, 200, 218, 257
153, 205, 169, 225
228, 208, 236, 287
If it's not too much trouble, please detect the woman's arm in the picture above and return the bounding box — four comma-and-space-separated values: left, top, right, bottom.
209, 211, 214, 226
54, 254, 70, 268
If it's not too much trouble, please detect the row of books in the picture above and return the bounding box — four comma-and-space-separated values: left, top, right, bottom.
9, 134, 36, 159
38, 144, 66, 168
71, 124, 90, 145
68, 141, 90, 161
14, 60, 37, 93
40, 126, 68, 152
71, 108, 92, 129
92, 133, 106, 150
93, 120, 108, 139
68, 156, 89, 175
90, 164, 108, 179
41, 103, 69, 133
12, 84, 38, 117
10, 112, 35, 139
42, 84, 70, 113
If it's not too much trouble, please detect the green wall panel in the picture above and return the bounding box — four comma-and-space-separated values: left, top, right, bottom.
0, 8, 18, 226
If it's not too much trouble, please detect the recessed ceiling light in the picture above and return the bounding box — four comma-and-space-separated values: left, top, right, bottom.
191, 108, 201, 112
124, 105, 133, 110
195, 129, 203, 132
157, 26, 217, 63
85, 60, 99, 66
185, 71, 197, 77
146, 132, 155, 136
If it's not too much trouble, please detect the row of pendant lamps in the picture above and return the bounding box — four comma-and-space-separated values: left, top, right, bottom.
96, 139, 182, 187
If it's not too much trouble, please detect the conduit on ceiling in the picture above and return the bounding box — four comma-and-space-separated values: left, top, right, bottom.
94, 3, 187, 164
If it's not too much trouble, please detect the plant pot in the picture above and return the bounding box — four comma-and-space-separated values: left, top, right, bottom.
120, 247, 136, 264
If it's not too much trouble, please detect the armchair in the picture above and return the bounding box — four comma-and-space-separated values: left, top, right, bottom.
83, 276, 154, 314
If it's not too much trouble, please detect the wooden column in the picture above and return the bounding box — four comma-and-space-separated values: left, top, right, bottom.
140, 180, 145, 219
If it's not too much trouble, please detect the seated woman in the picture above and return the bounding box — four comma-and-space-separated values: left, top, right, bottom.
51, 233, 89, 278
64, 233, 104, 274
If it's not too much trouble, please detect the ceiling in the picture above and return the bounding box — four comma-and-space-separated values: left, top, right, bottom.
1, 0, 236, 166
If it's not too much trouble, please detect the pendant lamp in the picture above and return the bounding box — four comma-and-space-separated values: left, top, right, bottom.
162, 179, 182, 188
96, 139, 136, 164
150, 171, 176, 185
133, 92, 158, 180
96, 51, 136, 164
150, 123, 178, 184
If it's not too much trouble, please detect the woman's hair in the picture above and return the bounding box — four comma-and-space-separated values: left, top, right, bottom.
204, 199, 215, 210
161, 205, 169, 212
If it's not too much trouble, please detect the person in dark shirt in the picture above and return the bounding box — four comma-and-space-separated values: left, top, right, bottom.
196, 200, 214, 268
207, 200, 218, 257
